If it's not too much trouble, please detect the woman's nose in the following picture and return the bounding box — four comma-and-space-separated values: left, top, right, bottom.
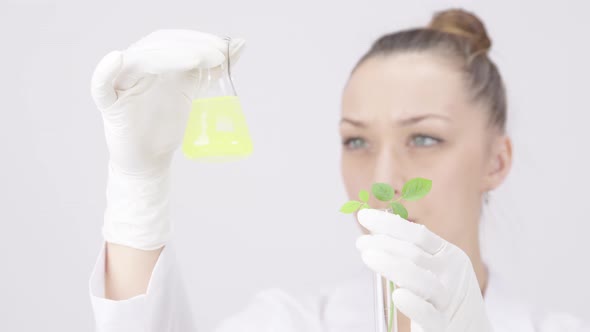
370, 150, 405, 207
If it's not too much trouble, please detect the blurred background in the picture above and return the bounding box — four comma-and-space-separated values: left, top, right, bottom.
1, 0, 589, 330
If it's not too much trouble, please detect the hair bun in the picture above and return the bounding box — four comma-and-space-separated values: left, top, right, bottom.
428, 9, 491, 55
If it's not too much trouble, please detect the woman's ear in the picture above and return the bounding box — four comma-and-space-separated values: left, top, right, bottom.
482, 135, 512, 191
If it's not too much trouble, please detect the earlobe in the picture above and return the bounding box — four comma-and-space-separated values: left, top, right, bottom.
483, 135, 513, 191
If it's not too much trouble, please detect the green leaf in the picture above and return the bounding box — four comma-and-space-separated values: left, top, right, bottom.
372, 183, 394, 201
401, 178, 432, 201
358, 190, 369, 202
389, 202, 408, 219
340, 201, 363, 213
360, 203, 371, 210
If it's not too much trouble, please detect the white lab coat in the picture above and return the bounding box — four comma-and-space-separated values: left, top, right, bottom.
89, 242, 587, 331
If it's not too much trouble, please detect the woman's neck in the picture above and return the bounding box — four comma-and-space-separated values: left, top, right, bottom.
468, 243, 489, 297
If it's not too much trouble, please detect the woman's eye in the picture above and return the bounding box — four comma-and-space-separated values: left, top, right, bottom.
410, 135, 441, 147
343, 137, 367, 150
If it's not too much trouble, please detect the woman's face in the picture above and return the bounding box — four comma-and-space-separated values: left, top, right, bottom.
340, 52, 511, 251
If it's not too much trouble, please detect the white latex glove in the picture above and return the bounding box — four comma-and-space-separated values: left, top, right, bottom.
356, 209, 492, 332
90, 29, 245, 250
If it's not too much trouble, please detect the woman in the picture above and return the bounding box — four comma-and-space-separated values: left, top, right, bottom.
88, 8, 586, 332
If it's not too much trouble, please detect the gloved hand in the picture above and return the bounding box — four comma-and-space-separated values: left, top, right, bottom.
356, 209, 492, 332
90, 29, 245, 250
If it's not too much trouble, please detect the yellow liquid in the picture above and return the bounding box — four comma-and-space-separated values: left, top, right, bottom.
182, 96, 253, 161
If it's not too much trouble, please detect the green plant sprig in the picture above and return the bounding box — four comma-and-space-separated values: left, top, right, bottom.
339, 177, 432, 219
339, 177, 432, 332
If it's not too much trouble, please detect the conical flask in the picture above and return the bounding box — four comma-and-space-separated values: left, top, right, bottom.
182, 37, 253, 161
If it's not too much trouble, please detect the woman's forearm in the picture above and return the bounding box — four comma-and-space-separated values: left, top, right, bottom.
104, 242, 164, 300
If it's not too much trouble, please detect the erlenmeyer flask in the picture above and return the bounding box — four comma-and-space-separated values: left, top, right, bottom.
182, 37, 253, 161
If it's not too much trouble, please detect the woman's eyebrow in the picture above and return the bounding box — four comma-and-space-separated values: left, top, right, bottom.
340, 114, 450, 127
397, 114, 451, 126
340, 117, 366, 127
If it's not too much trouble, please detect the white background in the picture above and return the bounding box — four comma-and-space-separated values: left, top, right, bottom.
1, 0, 589, 330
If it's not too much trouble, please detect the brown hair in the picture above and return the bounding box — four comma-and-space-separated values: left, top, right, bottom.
354, 9, 507, 132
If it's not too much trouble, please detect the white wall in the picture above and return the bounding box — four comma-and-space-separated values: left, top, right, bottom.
1, 0, 588, 330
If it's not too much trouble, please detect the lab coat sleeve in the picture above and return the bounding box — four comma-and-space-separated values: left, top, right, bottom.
213, 287, 325, 332
88, 242, 197, 332
485, 272, 590, 332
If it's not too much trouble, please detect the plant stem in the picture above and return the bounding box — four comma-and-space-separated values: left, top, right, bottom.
388, 280, 395, 332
